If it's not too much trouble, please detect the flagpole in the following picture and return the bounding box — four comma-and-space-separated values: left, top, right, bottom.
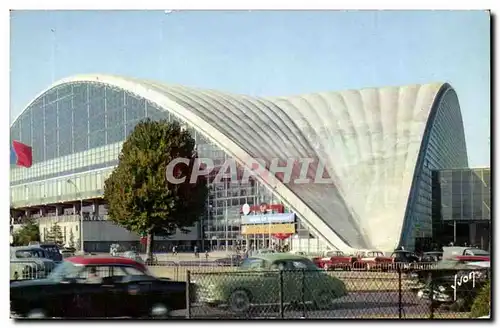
51, 28, 56, 83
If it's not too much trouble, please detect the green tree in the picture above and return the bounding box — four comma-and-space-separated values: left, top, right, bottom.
104, 119, 208, 260
12, 219, 40, 246
45, 222, 64, 246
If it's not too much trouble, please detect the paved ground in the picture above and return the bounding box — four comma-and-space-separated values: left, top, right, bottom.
170, 291, 460, 319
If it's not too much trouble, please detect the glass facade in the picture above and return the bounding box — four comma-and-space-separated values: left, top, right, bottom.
399, 87, 469, 251
10, 81, 316, 249
435, 168, 491, 221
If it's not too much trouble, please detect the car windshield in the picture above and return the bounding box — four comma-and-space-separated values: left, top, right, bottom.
469, 249, 489, 256
47, 261, 82, 281
368, 252, 383, 257
240, 258, 266, 270
15, 250, 45, 258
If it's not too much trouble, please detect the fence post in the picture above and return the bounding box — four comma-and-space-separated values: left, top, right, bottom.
278, 270, 284, 319
429, 274, 435, 319
398, 267, 402, 319
186, 270, 191, 319
301, 269, 306, 318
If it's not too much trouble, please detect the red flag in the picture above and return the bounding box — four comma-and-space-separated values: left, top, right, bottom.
12, 140, 33, 168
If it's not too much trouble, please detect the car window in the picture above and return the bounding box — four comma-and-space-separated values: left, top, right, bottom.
240, 258, 265, 270
270, 261, 287, 271
15, 250, 44, 258
113, 266, 147, 276
471, 249, 489, 256
290, 260, 309, 269
75, 266, 112, 279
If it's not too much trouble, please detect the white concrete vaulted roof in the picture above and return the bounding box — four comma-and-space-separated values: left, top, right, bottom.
14, 74, 458, 253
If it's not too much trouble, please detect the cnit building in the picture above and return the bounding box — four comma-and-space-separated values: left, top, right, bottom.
10, 74, 470, 254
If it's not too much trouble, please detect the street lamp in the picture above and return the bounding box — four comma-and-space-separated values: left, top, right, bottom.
67, 179, 84, 252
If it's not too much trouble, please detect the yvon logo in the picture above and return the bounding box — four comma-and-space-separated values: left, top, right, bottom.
450, 271, 478, 301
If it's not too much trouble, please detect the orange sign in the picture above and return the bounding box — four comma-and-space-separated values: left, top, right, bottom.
241, 223, 295, 235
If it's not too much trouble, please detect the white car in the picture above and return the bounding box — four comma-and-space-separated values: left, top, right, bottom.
122, 251, 144, 263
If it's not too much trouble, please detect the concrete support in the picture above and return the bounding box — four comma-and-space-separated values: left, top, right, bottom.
469, 222, 477, 246
93, 200, 99, 216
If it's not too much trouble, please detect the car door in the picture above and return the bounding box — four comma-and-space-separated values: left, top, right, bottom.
108, 265, 155, 318
270, 260, 303, 305
71, 265, 114, 318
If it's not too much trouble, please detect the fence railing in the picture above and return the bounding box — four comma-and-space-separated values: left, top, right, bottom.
144, 260, 440, 281
10, 261, 55, 282
184, 268, 490, 319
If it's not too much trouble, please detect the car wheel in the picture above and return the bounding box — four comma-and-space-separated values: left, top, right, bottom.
228, 289, 251, 313
26, 309, 47, 319
314, 291, 333, 310
324, 264, 330, 271
149, 303, 170, 318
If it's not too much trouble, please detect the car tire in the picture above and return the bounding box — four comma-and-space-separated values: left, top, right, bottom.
314, 291, 333, 310
324, 264, 330, 271
149, 303, 170, 318
26, 309, 47, 319
228, 289, 251, 313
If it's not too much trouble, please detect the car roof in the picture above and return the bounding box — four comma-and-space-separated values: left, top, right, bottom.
66, 256, 145, 267
11, 246, 44, 251
250, 253, 309, 261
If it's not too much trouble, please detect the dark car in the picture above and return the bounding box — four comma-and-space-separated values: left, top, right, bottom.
421, 251, 443, 262
10, 256, 191, 319
413, 260, 490, 312
214, 254, 243, 267
30, 243, 63, 263
390, 250, 420, 271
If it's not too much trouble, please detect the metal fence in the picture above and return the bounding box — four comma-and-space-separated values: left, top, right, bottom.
10, 260, 56, 282
184, 268, 490, 319
144, 260, 440, 281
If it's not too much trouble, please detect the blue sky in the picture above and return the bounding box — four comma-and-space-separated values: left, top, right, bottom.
10, 10, 490, 166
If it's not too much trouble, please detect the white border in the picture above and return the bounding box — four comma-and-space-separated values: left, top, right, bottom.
4, 2, 496, 328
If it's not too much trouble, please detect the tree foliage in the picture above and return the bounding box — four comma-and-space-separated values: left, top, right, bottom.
44, 222, 64, 246
104, 119, 208, 258
12, 219, 40, 246
470, 280, 490, 318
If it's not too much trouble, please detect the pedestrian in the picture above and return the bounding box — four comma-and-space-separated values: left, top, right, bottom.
205, 250, 209, 260
194, 245, 199, 258
173, 246, 177, 256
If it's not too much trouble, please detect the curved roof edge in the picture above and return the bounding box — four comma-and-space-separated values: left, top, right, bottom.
13, 74, 356, 253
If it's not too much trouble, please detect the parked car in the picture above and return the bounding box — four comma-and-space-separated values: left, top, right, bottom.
354, 250, 393, 271
122, 251, 144, 264
255, 249, 276, 255
390, 250, 420, 271
194, 253, 348, 313
313, 251, 356, 271
60, 247, 76, 259
10, 256, 191, 318
442, 246, 490, 261
214, 254, 243, 267
10, 246, 57, 281
413, 259, 490, 312
28, 243, 63, 262
421, 251, 443, 262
